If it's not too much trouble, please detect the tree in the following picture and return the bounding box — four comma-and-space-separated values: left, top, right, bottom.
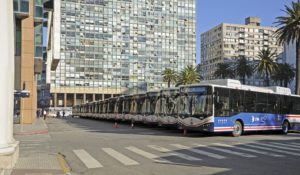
162, 68, 177, 88
275, 0, 300, 94
256, 49, 278, 86
177, 65, 200, 86
214, 63, 235, 79
272, 63, 295, 87
234, 56, 254, 84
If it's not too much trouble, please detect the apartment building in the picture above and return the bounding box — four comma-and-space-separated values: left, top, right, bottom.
46, 0, 196, 108
201, 17, 283, 86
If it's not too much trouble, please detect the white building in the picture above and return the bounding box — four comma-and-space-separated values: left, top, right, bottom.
201, 17, 283, 86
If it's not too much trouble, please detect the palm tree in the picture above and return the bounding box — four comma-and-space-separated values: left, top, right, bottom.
234, 56, 254, 84
272, 63, 295, 87
275, 0, 300, 94
214, 63, 235, 79
256, 49, 278, 86
162, 68, 177, 88
177, 65, 200, 86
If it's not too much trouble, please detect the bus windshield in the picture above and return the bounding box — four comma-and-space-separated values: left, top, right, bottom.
160, 95, 178, 115
179, 87, 212, 118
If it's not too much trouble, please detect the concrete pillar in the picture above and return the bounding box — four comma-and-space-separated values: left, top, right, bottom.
83, 94, 86, 104
0, 0, 19, 169
54, 93, 57, 107
101, 94, 104, 100
93, 94, 96, 102
64, 93, 67, 107
74, 93, 77, 106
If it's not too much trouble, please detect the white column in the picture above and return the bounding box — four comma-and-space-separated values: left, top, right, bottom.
0, 0, 17, 154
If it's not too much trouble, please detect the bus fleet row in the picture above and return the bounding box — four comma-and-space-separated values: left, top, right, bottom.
73, 79, 300, 136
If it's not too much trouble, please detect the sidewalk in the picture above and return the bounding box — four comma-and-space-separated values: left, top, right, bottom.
11, 118, 65, 175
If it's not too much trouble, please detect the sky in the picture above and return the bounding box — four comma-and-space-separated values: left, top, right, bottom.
196, 0, 295, 64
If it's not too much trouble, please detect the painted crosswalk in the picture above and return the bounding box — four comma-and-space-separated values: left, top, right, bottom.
126, 146, 170, 163
213, 143, 284, 157
148, 145, 202, 161
243, 144, 300, 156
290, 142, 300, 146
73, 149, 103, 168
72, 141, 300, 169
254, 142, 300, 152
271, 142, 300, 149
102, 148, 139, 166
170, 144, 226, 159
194, 143, 256, 158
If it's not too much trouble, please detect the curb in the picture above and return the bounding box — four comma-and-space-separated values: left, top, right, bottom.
57, 153, 71, 175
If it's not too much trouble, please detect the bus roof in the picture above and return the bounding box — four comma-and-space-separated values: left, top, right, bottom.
180, 79, 293, 96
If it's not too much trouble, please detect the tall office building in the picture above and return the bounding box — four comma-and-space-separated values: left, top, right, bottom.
201, 17, 283, 86
14, 0, 43, 124
46, 0, 196, 108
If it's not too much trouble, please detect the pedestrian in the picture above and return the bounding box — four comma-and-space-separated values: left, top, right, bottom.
131, 120, 135, 129
63, 111, 65, 118
37, 109, 40, 118
43, 110, 47, 120
57, 111, 60, 118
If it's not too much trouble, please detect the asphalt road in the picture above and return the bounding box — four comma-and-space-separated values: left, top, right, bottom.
46, 117, 300, 175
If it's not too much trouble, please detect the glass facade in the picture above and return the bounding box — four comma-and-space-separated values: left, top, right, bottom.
14, 0, 29, 13
35, 0, 43, 18
52, 0, 196, 93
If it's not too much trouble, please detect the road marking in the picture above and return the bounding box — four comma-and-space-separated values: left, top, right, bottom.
271, 142, 300, 149
102, 148, 139, 166
126, 146, 170, 163
194, 144, 256, 158
254, 142, 300, 152
170, 144, 226, 159
244, 144, 300, 156
73, 149, 103, 168
148, 145, 201, 161
214, 143, 284, 157
290, 142, 300, 146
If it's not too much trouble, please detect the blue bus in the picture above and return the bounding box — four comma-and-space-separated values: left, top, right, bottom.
178, 79, 300, 136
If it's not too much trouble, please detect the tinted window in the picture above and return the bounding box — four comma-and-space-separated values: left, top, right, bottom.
214, 87, 230, 116
244, 91, 256, 113
291, 97, 300, 114
229, 89, 244, 115
267, 94, 280, 114
281, 95, 291, 114
256, 92, 268, 113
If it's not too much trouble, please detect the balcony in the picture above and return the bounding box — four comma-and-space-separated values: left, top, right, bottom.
13, 0, 29, 19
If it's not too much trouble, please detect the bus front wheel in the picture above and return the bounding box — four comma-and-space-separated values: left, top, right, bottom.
281, 120, 289, 135
232, 121, 243, 137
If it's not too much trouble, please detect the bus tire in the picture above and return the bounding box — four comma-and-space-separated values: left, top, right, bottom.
281, 120, 289, 135
232, 121, 243, 137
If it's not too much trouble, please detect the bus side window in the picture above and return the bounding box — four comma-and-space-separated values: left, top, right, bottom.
229, 89, 243, 115
214, 87, 229, 116
244, 91, 256, 113
291, 97, 300, 114
281, 96, 291, 114
267, 94, 278, 114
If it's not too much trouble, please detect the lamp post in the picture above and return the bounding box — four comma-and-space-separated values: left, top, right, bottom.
0, 0, 19, 169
